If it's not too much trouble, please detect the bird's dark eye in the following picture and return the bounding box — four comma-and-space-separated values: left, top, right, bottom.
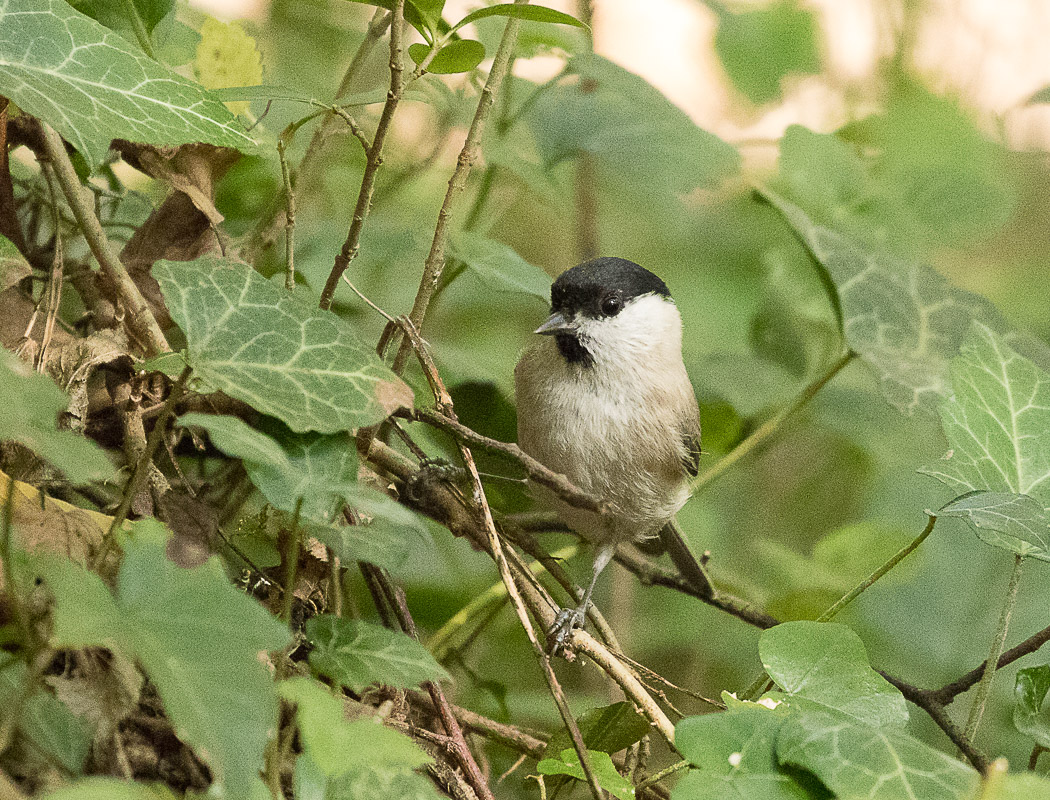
600, 295, 623, 317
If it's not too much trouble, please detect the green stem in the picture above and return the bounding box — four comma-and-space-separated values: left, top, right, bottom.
691, 350, 855, 493
965, 554, 1025, 743
817, 515, 937, 622
635, 759, 689, 790
119, 0, 156, 58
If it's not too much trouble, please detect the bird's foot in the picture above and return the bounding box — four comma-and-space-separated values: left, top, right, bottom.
547, 605, 586, 656
405, 457, 467, 502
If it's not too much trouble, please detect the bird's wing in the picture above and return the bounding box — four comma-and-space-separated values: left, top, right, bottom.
679, 408, 702, 478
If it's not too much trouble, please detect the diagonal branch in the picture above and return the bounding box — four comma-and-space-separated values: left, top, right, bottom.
39, 122, 169, 356
390, 0, 533, 373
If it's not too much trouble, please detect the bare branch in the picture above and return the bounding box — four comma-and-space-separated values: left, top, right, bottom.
39, 123, 169, 355
318, 1, 405, 310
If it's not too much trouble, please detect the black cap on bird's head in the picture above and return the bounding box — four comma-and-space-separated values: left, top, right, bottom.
534, 257, 671, 337
533, 258, 673, 365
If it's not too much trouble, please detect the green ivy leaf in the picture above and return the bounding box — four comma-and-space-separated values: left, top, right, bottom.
179, 414, 356, 524
409, 39, 485, 74
538, 749, 635, 800
761, 621, 906, 727
0, 653, 93, 773
675, 707, 808, 800
305, 615, 449, 691
153, 257, 413, 434
711, 0, 820, 105
760, 188, 1012, 415
280, 677, 431, 778
305, 488, 431, 572
1015, 665, 1050, 749
0, 349, 113, 482
34, 520, 290, 799
980, 771, 1050, 800
451, 4, 587, 34
761, 622, 978, 799
449, 233, 551, 301
775, 704, 978, 800
938, 492, 1050, 558
0, 0, 256, 167
920, 323, 1050, 559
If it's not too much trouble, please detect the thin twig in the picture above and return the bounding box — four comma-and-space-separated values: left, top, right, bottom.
91, 365, 191, 569
396, 319, 606, 800
691, 350, 855, 492
38, 123, 169, 356
277, 139, 296, 290
37, 162, 64, 371
409, 407, 606, 514
932, 622, 1050, 704
319, 1, 405, 310
391, 0, 533, 373
965, 554, 1025, 743
247, 8, 392, 261
817, 515, 938, 622
386, 577, 495, 800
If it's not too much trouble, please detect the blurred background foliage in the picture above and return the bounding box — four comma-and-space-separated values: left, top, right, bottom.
40, 0, 1050, 789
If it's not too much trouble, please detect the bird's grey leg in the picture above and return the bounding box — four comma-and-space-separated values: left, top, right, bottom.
547, 543, 615, 654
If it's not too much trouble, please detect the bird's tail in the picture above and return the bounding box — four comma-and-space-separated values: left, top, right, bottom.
657, 519, 715, 599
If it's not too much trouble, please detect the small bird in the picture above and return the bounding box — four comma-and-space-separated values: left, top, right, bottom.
515, 257, 708, 651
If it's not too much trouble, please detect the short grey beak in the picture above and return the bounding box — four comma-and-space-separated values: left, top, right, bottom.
534, 311, 574, 336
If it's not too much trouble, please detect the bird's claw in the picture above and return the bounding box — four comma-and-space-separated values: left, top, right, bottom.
547, 606, 586, 656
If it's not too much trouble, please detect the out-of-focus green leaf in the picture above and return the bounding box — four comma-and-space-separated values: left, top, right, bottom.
152, 11, 199, 66
409, 39, 485, 74
280, 677, 431, 778
35, 520, 290, 799
0, 233, 31, 290
710, 1, 820, 104
305, 615, 449, 691
0, 0, 256, 167
920, 323, 1050, 559
0, 653, 93, 773
195, 17, 263, 115
452, 4, 587, 34
675, 707, 807, 800
527, 54, 739, 194
760, 188, 1008, 415
938, 492, 1050, 559
1014, 665, 1050, 748
1027, 86, 1050, 105
327, 765, 443, 800
449, 233, 551, 301
40, 778, 177, 799
841, 84, 1017, 247
761, 621, 906, 727
153, 257, 413, 434
0, 349, 112, 482
543, 702, 651, 763
538, 749, 635, 800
